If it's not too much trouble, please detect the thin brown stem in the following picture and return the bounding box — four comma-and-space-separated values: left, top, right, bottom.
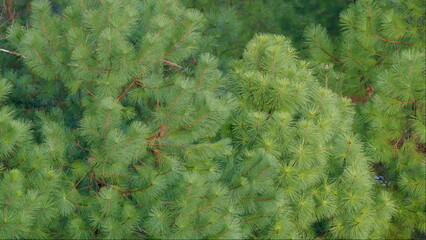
82, 87, 96, 97
117, 79, 137, 101
371, 33, 414, 46
313, 35, 344, 63
0, 48, 25, 58
136, 81, 175, 89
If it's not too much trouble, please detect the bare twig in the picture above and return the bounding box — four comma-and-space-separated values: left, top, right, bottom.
0, 48, 26, 58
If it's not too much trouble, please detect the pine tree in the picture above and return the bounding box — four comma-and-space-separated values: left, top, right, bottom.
3, 0, 238, 238
0, 79, 66, 238
181, 0, 351, 67
224, 34, 397, 239
1, 0, 424, 239
305, 0, 425, 238
305, 0, 425, 96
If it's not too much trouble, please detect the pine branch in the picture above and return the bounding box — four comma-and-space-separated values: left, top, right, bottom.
103, 111, 111, 137
82, 87, 96, 97
408, 182, 426, 186
72, 168, 94, 190
240, 216, 264, 222
77, 185, 96, 191
313, 35, 344, 63
215, 229, 230, 239
40, 15, 59, 56
76, 140, 92, 152
257, 166, 270, 177
195, 68, 208, 93
241, 197, 274, 202
0, 48, 26, 58
167, 89, 185, 116
192, 222, 212, 231
117, 78, 137, 101
371, 33, 414, 46
161, 111, 210, 138
185, 184, 193, 201
21, 106, 49, 113
5, 0, 14, 22
135, 81, 175, 89
163, 24, 193, 58
193, 196, 219, 214
33, 48, 47, 65
161, 59, 183, 69
121, 183, 153, 194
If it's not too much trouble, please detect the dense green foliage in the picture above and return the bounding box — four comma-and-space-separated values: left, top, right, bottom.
0, 0, 424, 239
182, 0, 351, 64
305, 1, 425, 238
225, 34, 396, 239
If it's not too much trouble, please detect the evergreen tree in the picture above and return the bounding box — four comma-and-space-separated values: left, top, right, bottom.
305, 0, 425, 96
3, 0, 237, 238
181, 0, 351, 67
223, 34, 397, 239
305, 0, 425, 238
0, 0, 424, 239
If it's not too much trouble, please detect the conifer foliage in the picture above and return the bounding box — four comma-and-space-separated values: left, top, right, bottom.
0, 0, 425, 239
226, 34, 396, 239
3, 0, 236, 238
305, 1, 425, 238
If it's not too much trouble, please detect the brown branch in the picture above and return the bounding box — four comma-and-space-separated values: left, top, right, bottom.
241, 216, 264, 222
166, 89, 185, 116
21, 106, 49, 113
33, 49, 47, 65
163, 24, 193, 58
184, 144, 214, 150
151, 144, 184, 148
158, 169, 173, 176
161, 59, 183, 69
121, 183, 153, 194
185, 184, 193, 201
313, 35, 344, 63
229, 184, 242, 191
134, 48, 150, 65
161, 111, 210, 138
85, 67, 110, 73
40, 15, 59, 56
244, 160, 262, 176
241, 197, 274, 202
192, 222, 212, 231
216, 230, 230, 239
371, 33, 414, 46
0, 48, 25, 58
193, 197, 219, 215
122, 135, 139, 150
218, 211, 231, 220
93, 177, 116, 187
387, 101, 416, 105
257, 167, 270, 178
408, 182, 426, 186
73, 169, 92, 190
6, 0, 14, 22
77, 185, 96, 191
76, 140, 92, 152
135, 81, 175, 89
130, 164, 140, 171
82, 87, 96, 97
195, 68, 208, 93
103, 111, 111, 137
347, 53, 366, 68
138, 159, 147, 166
117, 78, 137, 101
